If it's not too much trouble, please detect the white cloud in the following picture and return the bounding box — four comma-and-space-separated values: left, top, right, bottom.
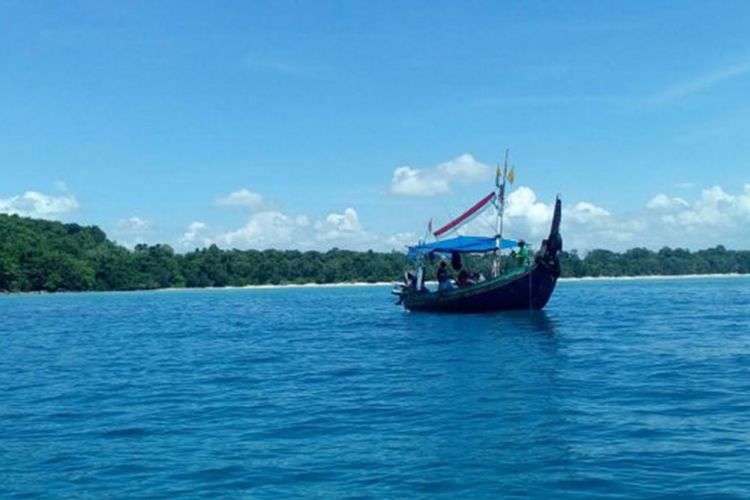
646, 194, 689, 210
386, 232, 420, 251
504, 186, 556, 236
503, 190, 611, 244
0, 191, 79, 219
577, 185, 749, 250
646, 58, 750, 105
564, 185, 750, 250
179, 184, 750, 254
218, 207, 385, 251
220, 210, 301, 249
440, 184, 750, 251
112, 216, 155, 248
314, 208, 363, 242
116, 216, 153, 233
215, 189, 267, 210
215, 207, 416, 252
569, 202, 612, 221
655, 185, 746, 230
180, 221, 213, 249
739, 184, 750, 215
427, 186, 559, 241
391, 166, 450, 197
390, 154, 492, 196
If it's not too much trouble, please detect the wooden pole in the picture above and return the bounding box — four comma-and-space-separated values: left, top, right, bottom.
494, 149, 509, 276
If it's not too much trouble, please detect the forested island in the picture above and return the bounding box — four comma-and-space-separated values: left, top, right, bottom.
1, 213, 749, 293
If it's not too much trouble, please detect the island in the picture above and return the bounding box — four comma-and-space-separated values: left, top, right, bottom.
1, 213, 749, 293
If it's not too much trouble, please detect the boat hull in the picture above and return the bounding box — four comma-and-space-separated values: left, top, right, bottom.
402, 260, 558, 313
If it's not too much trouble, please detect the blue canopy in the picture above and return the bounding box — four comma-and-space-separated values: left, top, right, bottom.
407, 236, 518, 261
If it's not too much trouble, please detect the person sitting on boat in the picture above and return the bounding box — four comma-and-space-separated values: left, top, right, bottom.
517, 240, 531, 266
405, 271, 417, 290
437, 260, 454, 291
457, 269, 476, 287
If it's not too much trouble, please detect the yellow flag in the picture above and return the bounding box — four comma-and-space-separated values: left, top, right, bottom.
507, 166, 515, 184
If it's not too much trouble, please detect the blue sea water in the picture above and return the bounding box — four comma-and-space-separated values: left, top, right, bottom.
2, 277, 750, 498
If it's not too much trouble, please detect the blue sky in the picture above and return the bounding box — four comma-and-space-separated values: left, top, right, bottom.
2, 1, 749, 251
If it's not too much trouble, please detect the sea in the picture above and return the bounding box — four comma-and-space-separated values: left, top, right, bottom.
2, 276, 750, 498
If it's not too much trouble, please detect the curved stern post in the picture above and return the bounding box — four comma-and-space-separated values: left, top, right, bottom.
536, 197, 563, 277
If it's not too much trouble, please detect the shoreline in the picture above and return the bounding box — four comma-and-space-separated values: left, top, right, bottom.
559, 273, 749, 282
154, 281, 395, 292
3, 273, 749, 296
164, 273, 747, 291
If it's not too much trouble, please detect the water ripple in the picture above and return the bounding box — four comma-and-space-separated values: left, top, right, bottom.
1, 279, 750, 497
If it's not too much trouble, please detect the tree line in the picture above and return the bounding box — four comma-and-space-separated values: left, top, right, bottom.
0, 214, 405, 292
1, 213, 749, 293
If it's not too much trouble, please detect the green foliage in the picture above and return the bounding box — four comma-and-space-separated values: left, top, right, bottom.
558, 246, 750, 278
1, 213, 749, 293
0, 214, 104, 292
0, 214, 407, 292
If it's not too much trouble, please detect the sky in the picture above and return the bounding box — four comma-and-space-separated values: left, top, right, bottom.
2, 0, 749, 252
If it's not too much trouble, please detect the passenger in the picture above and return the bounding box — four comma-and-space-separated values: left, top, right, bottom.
517, 240, 530, 266
509, 250, 517, 264
437, 260, 454, 291
457, 269, 476, 287
457, 269, 469, 287
405, 271, 417, 290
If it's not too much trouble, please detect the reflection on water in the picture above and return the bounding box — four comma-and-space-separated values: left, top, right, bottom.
503, 309, 557, 335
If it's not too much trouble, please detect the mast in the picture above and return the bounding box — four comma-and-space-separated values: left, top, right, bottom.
494, 149, 509, 276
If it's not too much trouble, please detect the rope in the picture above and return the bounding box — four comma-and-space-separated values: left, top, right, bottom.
528, 266, 533, 310
478, 213, 497, 232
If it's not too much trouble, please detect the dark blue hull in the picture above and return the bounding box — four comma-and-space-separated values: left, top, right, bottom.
402, 260, 559, 313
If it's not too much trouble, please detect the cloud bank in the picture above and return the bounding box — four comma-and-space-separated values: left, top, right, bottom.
455, 184, 750, 251
180, 222, 213, 249
390, 154, 492, 196
111, 216, 155, 248
179, 204, 417, 252
0, 191, 79, 219
176, 182, 749, 253
215, 189, 267, 210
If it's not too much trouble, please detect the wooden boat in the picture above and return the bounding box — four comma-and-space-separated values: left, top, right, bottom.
393, 154, 562, 313
395, 198, 562, 312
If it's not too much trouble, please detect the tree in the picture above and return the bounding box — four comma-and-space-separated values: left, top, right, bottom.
1, 213, 749, 294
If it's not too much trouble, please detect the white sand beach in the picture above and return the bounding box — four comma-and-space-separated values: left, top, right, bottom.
156, 273, 749, 293
559, 273, 749, 282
